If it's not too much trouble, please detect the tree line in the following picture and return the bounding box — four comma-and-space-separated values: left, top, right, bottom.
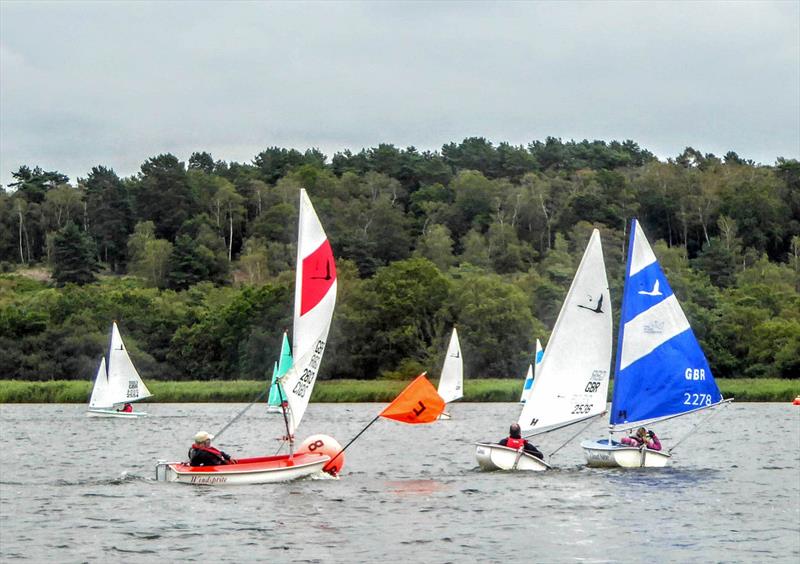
0, 137, 798, 382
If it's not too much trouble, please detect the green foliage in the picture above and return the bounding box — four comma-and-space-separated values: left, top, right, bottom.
2, 378, 795, 403
1, 139, 799, 382
51, 222, 99, 286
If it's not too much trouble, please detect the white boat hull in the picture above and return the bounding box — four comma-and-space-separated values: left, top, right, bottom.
86, 408, 147, 418
474, 443, 550, 472
266, 405, 283, 414
155, 453, 332, 485
437, 411, 451, 420
581, 439, 670, 468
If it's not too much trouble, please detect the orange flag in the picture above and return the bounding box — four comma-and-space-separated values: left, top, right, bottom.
379, 373, 446, 424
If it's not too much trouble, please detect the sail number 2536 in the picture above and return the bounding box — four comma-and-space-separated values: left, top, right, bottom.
683, 393, 712, 406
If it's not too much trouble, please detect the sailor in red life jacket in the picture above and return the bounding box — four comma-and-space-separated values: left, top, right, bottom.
188, 431, 237, 466
117, 403, 133, 413
498, 423, 544, 460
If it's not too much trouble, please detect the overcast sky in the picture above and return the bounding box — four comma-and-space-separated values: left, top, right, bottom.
1, 1, 798, 187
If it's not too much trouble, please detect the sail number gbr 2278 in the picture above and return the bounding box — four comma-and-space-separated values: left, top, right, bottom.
292, 340, 326, 399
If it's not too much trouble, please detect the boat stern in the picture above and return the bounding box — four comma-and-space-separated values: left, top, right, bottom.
474, 442, 549, 472
581, 439, 670, 468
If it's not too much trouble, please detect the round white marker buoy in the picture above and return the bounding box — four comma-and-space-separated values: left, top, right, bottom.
297, 434, 344, 476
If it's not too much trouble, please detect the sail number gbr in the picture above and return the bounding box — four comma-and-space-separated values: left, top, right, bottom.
292, 340, 326, 399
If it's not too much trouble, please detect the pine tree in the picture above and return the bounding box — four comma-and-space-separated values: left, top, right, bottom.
52, 221, 99, 285
166, 235, 210, 290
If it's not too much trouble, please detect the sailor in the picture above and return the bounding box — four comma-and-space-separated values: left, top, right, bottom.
498, 423, 544, 460
117, 403, 133, 413
620, 427, 662, 451
188, 431, 237, 466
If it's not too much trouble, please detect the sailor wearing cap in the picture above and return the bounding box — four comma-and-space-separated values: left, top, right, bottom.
188, 431, 237, 466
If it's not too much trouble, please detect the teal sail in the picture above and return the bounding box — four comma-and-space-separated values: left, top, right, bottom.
268, 332, 293, 408
610, 219, 724, 428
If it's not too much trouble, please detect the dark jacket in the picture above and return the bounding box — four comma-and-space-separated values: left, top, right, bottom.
498, 437, 544, 460
188, 445, 232, 467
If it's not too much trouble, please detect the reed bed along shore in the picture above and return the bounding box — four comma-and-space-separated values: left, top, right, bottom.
0, 378, 798, 403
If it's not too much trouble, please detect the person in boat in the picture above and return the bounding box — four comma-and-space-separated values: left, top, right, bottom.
117, 403, 133, 413
498, 423, 544, 459
620, 427, 662, 451
189, 431, 237, 466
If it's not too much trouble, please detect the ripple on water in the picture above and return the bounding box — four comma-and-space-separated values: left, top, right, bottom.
2, 403, 798, 562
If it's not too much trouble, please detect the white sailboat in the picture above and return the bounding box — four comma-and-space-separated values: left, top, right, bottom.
436, 327, 463, 420
475, 229, 612, 471
582, 219, 731, 468
519, 339, 543, 404
87, 321, 152, 418
157, 189, 342, 484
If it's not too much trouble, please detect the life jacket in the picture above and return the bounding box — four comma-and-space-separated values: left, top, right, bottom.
506, 437, 525, 449
189, 444, 226, 464
121, 404, 133, 413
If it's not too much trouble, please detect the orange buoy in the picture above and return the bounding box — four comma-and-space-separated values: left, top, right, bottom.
793, 396, 800, 406
297, 434, 345, 476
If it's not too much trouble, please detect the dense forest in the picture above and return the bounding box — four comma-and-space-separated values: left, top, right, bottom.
1, 137, 798, 382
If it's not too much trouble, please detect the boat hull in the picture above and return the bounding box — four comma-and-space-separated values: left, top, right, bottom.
437, 412, 451, 420
581, 439, 670, 468
86, 408, 147, 418
474, 443, 550, 472
266, 405, 283, 414
155, 453, 332, 485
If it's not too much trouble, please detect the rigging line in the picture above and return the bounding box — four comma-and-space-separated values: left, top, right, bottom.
212, 388, 268, 442
547, 412, 606, 460
326, 414, 381, 471
610, 398, 733, 433
523, 411, 601, 439
668, 399, 733, 455
276, 380, 294, 456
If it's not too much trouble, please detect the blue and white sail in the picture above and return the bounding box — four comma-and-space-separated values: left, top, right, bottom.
268, 331, 293, 409
610, 219, 723, 429
519, 339, 543, 404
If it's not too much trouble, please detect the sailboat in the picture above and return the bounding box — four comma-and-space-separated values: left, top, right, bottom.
519, 339, 543, 404
156, 189, 341, 484
267, 331, 292, 413
436, 327, 463, 420
581, 219, 730, 468
86, 321, 152, 418
475, 229, 612, 471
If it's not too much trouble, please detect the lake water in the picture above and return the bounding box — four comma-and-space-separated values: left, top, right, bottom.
1, 402, 798, 563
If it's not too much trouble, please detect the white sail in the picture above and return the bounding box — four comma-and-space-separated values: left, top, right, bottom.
106, 321, 152, 405
437, 327, 464, 404
88, 357, 109, 409
280, 189, 337, 436
517, 229, 612, 434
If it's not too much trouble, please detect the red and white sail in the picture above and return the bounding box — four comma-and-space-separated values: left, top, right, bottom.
280, 189, 337, 436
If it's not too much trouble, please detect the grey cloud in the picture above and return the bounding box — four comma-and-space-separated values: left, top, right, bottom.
1, 1, 797, 187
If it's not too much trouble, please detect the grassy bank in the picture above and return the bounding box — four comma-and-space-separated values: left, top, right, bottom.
0, 378, 798, 403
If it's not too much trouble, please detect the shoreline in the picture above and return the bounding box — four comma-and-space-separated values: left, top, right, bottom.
0, 378, 798, 403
